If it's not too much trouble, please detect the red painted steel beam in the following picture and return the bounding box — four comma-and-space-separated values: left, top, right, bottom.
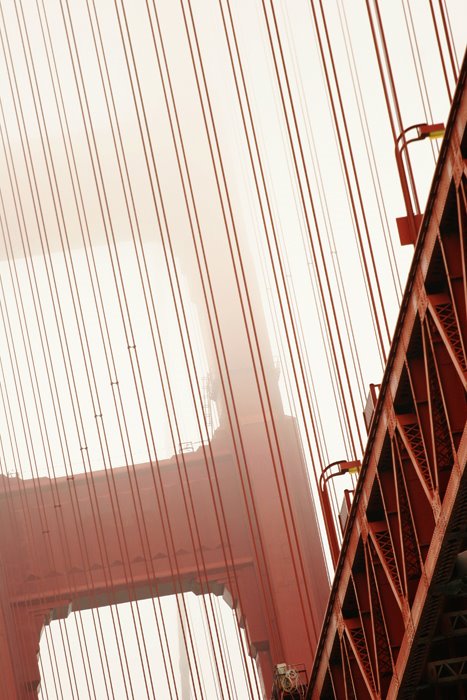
0, 449, 261, 696
307, 52, 467, 700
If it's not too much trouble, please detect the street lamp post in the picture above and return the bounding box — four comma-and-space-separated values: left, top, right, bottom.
395, 122, 445, 245
319, 459, 361, 567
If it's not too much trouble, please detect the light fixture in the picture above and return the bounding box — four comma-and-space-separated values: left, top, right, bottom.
416, 122, 446, 140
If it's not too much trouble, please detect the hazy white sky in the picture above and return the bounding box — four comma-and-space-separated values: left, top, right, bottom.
0, 0, 465, 697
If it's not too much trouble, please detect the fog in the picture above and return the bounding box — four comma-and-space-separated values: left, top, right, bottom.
0, 0, 464, 697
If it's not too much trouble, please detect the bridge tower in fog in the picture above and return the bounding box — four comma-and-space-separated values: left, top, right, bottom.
0, 2, 465, 699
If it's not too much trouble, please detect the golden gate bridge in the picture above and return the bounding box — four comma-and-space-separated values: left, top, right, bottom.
0, 1, 465, 698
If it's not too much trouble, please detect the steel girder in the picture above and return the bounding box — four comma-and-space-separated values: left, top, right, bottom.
307, 54, 467, 700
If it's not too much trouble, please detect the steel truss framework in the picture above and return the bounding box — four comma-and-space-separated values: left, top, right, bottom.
307, 56, 467, 700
